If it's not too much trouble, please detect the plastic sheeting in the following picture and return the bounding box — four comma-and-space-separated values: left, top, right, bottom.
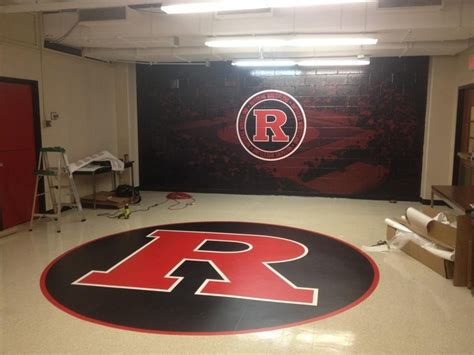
69, 151, 124, 173
384, 218, 455, 261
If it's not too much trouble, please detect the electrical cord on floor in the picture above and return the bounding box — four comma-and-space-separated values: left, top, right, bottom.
168, 198, 196, 210
132, 200, 169, 213
97, 193, 195, 218
97, 200, 168, 218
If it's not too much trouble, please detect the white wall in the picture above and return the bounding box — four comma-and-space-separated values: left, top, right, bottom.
114, 63, 139, 186
421, 45, 474, 199
0, 13, 138, 199
40, 52, 118, 162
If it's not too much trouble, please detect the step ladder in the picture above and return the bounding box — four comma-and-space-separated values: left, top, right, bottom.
30, 147, 86, 233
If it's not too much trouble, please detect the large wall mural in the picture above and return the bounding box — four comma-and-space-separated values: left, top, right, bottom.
137, 57, 428, 200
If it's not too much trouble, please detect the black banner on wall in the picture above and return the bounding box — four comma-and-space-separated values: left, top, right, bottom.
137, 57, 428, 201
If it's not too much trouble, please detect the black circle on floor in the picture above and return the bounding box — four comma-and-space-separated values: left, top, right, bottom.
40, 222, 379, 335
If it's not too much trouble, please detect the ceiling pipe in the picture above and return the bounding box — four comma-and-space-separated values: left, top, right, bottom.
82, 40, 470, 62
42, 2, 474, 45
0, 0, 161, 14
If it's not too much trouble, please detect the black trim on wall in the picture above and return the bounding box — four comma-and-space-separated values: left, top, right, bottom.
453, 83, 474, 185
453, 89, 465, 185
419, 198, 449, 207
0, 76, 45, 226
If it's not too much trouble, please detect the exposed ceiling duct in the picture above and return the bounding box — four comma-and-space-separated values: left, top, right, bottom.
378, 0, 443, 8
2, 0, 473, 63
0, 0, 161, 13
82, 40, 470, 63
78, 7, 127, 22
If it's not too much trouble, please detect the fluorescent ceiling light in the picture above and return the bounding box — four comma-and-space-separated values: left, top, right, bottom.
231, 57, 370, 67
232, 59, 297, 67
298, 58, 370, 66
162, 0, 375, 15
251, 70, 304, 76
205, 36, 378, 48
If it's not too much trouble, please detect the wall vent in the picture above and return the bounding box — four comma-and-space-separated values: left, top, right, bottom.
44, 41, 82, 57
128, 3, 163, 13
78, 7, 127, 22
378, 0, 442, 8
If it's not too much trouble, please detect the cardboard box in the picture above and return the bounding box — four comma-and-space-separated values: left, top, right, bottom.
386, 224, 454, 279
387, 206, 473, 287
399, 206, 457, 250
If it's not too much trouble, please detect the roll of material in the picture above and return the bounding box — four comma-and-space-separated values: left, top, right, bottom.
405, 207, 432, 233
384, 218, 412, 233
389, 230, 455, 261
422, 245, 455, 261
384, 211, 455, 261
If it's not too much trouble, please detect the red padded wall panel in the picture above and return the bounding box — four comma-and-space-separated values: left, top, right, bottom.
0, 81, 37, 230
0, 83, 35, 152
0, 150, 36, 229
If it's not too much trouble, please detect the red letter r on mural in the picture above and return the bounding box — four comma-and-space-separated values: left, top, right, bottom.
252, 109, 290, 143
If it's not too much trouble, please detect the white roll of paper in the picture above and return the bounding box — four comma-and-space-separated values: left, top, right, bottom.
384, 218, 412, 233
405, 207, 433, 234
422, 245, 455, 261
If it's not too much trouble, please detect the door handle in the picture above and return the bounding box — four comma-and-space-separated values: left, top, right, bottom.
0, 162, 3, 167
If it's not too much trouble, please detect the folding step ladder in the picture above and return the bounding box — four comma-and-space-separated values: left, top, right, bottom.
30, 147, 86, 233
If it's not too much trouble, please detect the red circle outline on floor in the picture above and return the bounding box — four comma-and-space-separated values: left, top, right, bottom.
40, 222, 379, 335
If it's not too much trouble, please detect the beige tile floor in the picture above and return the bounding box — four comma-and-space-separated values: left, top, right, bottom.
0, 191, 473, 354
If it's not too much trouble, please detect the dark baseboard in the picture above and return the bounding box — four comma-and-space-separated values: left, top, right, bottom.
419, 198, 449, 207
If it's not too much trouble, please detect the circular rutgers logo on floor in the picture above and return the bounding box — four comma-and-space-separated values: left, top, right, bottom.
41, 222, 378, 335
236, 90, 306, 161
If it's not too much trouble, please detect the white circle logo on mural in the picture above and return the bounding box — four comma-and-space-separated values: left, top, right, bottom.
236, 90, 307, 161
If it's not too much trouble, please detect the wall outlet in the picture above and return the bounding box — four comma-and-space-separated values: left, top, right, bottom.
50, 112, 59, 120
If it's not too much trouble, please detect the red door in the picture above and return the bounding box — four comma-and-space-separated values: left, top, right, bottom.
0, 81, 38, 230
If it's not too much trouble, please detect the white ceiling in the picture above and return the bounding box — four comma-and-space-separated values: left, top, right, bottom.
2, 0, 474, 63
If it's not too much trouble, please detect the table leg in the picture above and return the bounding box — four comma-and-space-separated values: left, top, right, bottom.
130, 165, 135, 201
93, 172, 97, 209
112, 171, 117, 190
430, 189, 434, 208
